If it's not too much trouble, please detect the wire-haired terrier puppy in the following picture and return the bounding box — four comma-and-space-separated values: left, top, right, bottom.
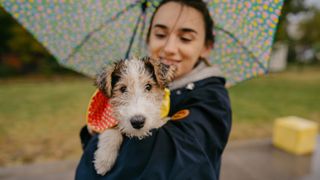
94, 57, 176, 175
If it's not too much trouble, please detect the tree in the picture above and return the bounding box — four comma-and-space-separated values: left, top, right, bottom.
0, 7, 76, 76
273, 0, 320, 63
274, 0, 307, 42
299, 8, 320, 45
297, 8, 320, 62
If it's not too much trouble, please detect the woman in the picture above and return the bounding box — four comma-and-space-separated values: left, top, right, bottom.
76, 0, 232, 179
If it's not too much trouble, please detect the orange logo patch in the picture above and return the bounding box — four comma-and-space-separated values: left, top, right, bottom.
172, 109, 190, 121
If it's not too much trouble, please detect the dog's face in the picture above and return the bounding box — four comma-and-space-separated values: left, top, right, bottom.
96, 57, 175, 138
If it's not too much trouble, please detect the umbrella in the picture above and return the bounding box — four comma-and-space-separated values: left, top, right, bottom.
0, 0, 284, 86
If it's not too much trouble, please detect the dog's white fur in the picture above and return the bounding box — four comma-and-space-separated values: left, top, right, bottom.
94, 57, 175, 175
94, 129, 123, 175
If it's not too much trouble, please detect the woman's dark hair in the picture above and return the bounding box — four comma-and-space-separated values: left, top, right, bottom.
146, 0, 215, 48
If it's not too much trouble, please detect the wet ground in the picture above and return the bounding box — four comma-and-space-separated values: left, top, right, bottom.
220, 137, 320, 180
0, 136, 319, 180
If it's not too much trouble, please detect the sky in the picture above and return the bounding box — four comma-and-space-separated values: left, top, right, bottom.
305, 0, 320, 9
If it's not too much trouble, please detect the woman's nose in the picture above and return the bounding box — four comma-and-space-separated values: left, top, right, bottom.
162, 36, 178, 55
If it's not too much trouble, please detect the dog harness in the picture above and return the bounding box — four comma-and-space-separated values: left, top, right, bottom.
86, 88, 171, 133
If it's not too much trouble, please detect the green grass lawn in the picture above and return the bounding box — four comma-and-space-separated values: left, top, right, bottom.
0, 76, 95, 166
229, 66, 320, 139
0, 66, 319, 166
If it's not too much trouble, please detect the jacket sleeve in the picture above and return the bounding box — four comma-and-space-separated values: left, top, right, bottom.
170, 83, 232, 156
79, 125, 93, 151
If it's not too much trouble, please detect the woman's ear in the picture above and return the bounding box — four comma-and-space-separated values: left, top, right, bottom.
200, 44, 213, 59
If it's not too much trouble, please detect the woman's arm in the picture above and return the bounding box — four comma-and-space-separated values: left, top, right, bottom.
75, 78, 232, 179
171, 83, 232, 152
79, 125, 96, 150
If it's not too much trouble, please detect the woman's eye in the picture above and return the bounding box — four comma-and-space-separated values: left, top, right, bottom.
180, 37, 192, 42
120, 86, 127, 93
145, 84, 152, 91
155, 33, 166, 39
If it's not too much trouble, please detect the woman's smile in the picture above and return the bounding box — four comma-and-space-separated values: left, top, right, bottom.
160, 58, 181, 66
147, 2, 211, 79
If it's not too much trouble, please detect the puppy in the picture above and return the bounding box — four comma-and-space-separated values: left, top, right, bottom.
94, 57, 175, 175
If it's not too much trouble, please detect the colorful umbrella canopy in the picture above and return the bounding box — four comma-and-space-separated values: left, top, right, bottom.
0, 0, 284, 86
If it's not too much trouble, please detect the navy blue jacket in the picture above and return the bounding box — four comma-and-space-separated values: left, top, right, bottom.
75, 77, 232, 180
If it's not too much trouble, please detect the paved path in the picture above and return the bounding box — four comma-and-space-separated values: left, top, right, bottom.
1, 137, 319, 180
0, 160, 76, 180
220, 137, 320, 180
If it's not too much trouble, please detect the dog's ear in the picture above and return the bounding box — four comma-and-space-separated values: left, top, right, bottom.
144, 57, 176, 88
95, 61, 123, 97
95, 66, 113, 97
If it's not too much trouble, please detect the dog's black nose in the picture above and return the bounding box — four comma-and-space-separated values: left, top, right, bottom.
130, 115, 145, 129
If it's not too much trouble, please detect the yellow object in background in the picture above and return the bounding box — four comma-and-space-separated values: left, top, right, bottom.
160, 88, 170, 118
273, 116, 318, 155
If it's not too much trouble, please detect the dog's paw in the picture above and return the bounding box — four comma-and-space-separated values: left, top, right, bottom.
94, 149, 117, 175
93, 129, 123, 175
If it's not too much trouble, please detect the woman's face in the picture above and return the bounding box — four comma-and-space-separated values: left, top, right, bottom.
148, 2, 211, 79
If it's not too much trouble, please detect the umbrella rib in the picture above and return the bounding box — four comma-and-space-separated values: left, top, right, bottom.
125, 11, 143, 59
63, 1, 141, 63
137, 11, 147, 56
215, 26, 267, 72
125, 0, 148, 59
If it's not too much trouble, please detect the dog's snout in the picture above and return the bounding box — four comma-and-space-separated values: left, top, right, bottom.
130, 115, 146, 129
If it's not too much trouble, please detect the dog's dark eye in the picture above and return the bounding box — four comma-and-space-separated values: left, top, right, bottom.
120, 86, 127, 93
145, 84, 152, 91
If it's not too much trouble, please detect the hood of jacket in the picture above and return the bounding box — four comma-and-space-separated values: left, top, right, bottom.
168, 61, 223, 90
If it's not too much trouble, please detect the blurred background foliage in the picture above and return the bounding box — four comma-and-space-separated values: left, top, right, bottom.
274, 0, 320, 64
0, 0, 320, 77
0, 6, 76, 77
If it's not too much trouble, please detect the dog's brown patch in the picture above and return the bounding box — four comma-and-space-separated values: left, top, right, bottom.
142, 57, 176, 89
95, 60, 126, 97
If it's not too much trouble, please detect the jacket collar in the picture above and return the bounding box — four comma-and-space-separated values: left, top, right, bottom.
168, 61, 223, 90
